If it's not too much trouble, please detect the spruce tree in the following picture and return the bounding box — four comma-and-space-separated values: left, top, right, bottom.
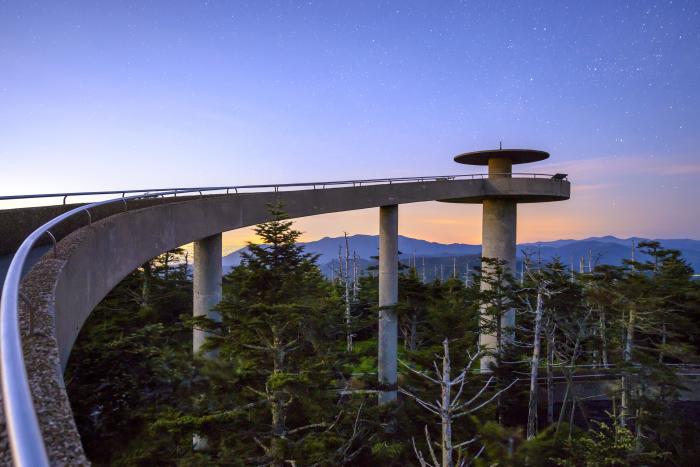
192, 204, 361, 465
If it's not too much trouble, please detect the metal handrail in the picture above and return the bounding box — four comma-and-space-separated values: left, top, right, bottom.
0, 172, 565, 204
0, 171, 566, 466
1, 186, 228, 466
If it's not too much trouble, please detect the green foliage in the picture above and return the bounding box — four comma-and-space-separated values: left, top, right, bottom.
65, 248, 194, 465
552, 419, 667, 466
186, 204, 365, 465
66, 228, 700, 466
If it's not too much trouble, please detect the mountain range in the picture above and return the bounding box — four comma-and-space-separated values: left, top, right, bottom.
223, 234, 700, 276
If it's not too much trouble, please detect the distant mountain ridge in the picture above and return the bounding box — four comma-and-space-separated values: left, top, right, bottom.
223, 235, 700, 273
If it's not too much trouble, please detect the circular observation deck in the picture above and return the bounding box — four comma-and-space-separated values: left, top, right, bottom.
438, 175, 570, 204
442, 147, 567, 204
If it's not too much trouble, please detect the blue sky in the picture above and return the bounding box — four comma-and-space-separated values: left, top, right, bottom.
2, 1, 699, 250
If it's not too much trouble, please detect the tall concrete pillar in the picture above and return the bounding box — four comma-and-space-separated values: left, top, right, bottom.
480, 199, 517, 362
480, 156, 517, 369
192, 233, 222, 450
193, 233, 222, 355
378, 204, 398, 404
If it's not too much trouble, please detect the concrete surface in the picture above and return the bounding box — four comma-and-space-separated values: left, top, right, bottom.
378, 205, 399, 404
193, 234, 222, 355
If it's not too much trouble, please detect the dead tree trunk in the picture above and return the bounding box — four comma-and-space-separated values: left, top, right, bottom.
600, 307, 609, 368
546, 327, 555, 425
344, 233, 353, 352
621, 302, 636, 428
163, 251, 170, 281
352, 251, 359, 300
402, 339, 517, 467
527, 290, 544, 439
141, 261, 152, 312
440, 339, 453, 467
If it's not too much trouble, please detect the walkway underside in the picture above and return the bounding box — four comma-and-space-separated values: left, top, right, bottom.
0, 176, 568, 465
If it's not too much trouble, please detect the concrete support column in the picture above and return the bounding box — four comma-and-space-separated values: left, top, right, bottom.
480, 198, 517, 369
378, 204, 398, 404
192, 233, 222, 450
488, 157, 513, 178
193, 233, 222, 355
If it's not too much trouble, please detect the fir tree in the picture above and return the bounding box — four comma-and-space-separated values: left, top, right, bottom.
191, 203, 363, 465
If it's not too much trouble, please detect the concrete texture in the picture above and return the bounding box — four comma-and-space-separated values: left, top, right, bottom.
0, 197, 187, 257
192, 234, 222, 452
475, 154, 533, 370
1, 228, 94, 466
487, 157, 513, 178
193, 234, 222, 355
1, 176, 569, 464
378, 205, 399, 404
479, 198, 517, 368
436, 176, 568, 203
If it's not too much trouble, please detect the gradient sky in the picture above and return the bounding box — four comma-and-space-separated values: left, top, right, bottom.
2, 1, 699, 253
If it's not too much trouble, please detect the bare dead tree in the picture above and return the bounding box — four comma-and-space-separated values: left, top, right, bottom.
527, 288, 544, 439
338, 245, 343, 283
331, 400, 367, 465
141, 261, 152, 312
400, 339, 517, 467
352, 251, 359, 300
569, 258, 575, 283
554, 308, 593, 436
344, 233, 353, 352
546, 322, 556, 425
600, 306, 609, 368
519, 257, 559, 439
621, 301, 636, 428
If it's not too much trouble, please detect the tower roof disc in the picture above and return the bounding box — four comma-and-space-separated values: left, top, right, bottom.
454, 149, 549, 165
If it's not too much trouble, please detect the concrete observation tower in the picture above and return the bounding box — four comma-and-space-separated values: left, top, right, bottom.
448, 148, 567, 369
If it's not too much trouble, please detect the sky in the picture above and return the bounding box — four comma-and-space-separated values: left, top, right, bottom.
1, 0, 699, 254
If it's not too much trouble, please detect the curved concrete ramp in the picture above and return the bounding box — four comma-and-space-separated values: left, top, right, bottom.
3, 176, 568, 464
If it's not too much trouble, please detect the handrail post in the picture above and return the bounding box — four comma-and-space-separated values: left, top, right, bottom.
45, 231, 57, 258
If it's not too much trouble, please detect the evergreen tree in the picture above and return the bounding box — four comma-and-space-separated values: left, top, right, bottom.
66, 249, 194, 465
189, 204, 364, 465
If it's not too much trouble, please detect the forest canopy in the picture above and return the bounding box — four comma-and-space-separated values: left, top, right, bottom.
66, 208, 700, 466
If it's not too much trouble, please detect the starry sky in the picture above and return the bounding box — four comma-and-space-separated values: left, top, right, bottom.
1, 1, 699, 253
